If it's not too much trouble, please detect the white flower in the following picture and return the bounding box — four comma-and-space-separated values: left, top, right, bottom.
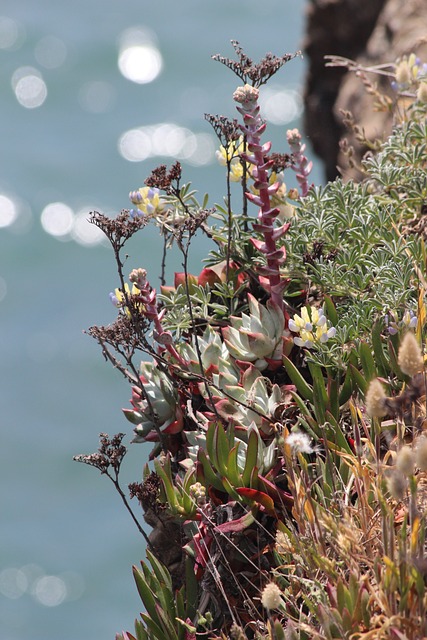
261, 582, 282, 610
285, 430, 314, 454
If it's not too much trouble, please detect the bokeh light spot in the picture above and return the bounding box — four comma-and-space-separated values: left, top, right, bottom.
34, 35, 67, 69
259, 87, 302, 125
12, 66, 47, 109
0, 193, 18, 227
32, 575, 67, 607
0, 276, 7, 302
40, 202, 74, 238
0, 16, 24, 50
118, 128, 152, 162
118, 45, 162, 84
78, 80, 115, 113
0, 568, 28, 599
118, 123, 215, 165
71, 208, 106, 246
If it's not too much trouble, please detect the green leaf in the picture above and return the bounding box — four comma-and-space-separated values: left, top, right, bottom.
372, 320, 389, 377
134, 619, 149, 640
323, 294, 338, 326
388, 339, 407, 380
338, 365, 354, 406
214, 423, 231, 477
154, 459, 179, 512
349, 364, 368, 395
133, 565, 162, 630
327, 375, 339, 422
184, 556, 198, 622
145, 549, 173, 595
197, 448, 223, 492
283, 356, 314, 402
359, 341, 377, 382
221, 474, 241, 501
140, 612, 166, 640
242, 429, 259, 486
226, 445, 242, 487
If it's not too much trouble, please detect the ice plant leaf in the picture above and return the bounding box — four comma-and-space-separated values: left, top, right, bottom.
133, 565, 162, 630
283, 356, 314, 402
214, 509, 255, 533
196, 448, 223, 492
235, 487, 275, 513
242, 428, 259, 486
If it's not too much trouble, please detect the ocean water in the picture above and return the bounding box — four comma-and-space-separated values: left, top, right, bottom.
0, 1, 318, 638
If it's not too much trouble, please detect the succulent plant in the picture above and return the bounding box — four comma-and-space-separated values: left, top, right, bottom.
176, 325, 230, 377
123, 362, 183, 443
222, 293, 288, 371
213, 363, 283, 437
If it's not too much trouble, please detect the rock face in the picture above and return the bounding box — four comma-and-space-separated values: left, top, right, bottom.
303, 0, 427, 181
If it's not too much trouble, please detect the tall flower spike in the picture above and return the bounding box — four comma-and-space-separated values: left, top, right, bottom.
287, 128, 313, 197
234, 84, 289, 313
127, 268, 187, 366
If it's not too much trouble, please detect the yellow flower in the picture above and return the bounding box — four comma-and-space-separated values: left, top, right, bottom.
288, 306, 336, 348
109, 282, 141, 316
129, 186, 166, 215
215, 136, 246, 182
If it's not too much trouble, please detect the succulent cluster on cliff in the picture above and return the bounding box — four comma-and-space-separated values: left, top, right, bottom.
75, 43, 427, 639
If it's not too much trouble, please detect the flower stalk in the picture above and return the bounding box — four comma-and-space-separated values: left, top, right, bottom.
128, 268, 187, 366
286, 128, 313, 197
234, 84, 289, 313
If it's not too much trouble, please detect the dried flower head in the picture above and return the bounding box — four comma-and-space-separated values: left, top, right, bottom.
365, 378, 388, 417
416, 437, 427, 471
285, 430, 314, 454
396, 445, 415, 477
386, 470, 408, 501
398, 332, 424, 377
261, 582, 282, 610
275, 530, 293, 554
417, 82, 427, 103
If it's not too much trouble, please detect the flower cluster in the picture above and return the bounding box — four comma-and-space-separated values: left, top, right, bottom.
384, 309, 417, 335
393, 53, 427, 91
288, 305, 336, 348
215, 135, 246, 181
129, 186, 166, 217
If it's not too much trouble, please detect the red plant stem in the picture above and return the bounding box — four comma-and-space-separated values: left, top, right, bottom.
234, 86, 289, 312
129, 268, 187, 366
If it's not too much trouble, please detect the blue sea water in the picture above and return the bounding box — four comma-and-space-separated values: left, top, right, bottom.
0, 1, 319, 638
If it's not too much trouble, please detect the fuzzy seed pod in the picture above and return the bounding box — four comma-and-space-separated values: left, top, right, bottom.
416, 437, 427, 471
396, 445, 415, 477
386, 470, 408, 501
398, 332, 423, 377
417, 82, 427, 103
261, 582, 282, 610
365, 378, 387, 417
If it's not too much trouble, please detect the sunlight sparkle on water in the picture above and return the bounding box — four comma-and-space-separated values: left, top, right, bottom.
0, 194, 18, 227
40, 202, 105, 246
117, 26, 162, 84
11, 66, 47, 109
259, 86, 303, 125
0, 564, 85, 608
0, 16, 25, 50
71, 208, 106, 246
118, 123, 215, 166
